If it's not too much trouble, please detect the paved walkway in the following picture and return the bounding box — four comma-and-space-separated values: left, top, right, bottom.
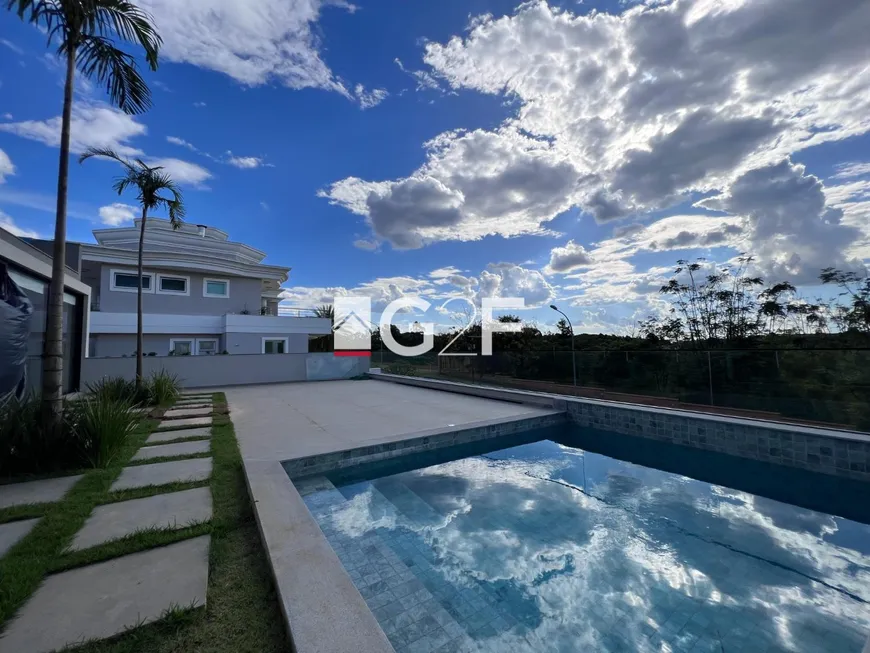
225, 379, 558, 462
0, 393, 217, 653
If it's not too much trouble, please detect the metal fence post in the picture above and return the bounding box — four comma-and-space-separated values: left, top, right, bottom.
707, 350, 714, 406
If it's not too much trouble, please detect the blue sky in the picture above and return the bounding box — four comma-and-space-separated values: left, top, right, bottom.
1, 0, 869, 333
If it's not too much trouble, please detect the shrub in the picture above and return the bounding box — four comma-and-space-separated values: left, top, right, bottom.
68, 398, 140, 468
0, 397, 81, 476
148, 369, 182, 406
86, 376, 145, 406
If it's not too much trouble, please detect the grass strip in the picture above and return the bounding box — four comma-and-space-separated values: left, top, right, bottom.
61, 392, 290, 653
0, 415, 157, 627
124, 451, 212, 467
51, 522, 213, 573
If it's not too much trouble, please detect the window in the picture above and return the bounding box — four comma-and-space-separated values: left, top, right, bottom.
196, 338, 218, 355
111, 269, 153, 293
262, 337, 288, 354
157, 274, 189, 295
203, 277, 229, 298
169, 338, 193, 355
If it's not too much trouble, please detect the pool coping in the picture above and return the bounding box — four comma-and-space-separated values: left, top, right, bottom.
242, 407, 567, 653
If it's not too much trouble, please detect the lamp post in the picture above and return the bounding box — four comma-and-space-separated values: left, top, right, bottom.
550, 304, 576, 386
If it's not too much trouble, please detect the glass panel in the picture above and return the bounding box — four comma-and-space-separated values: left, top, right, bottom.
264, 339, 285, 354
205, 280, 227, 295
115, 273, 150, 289
160, 277, 186, 292
198, 340, 216, 355
172, 341, 192, 355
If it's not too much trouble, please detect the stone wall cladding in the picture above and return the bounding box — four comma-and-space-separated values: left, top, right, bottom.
566, 400, 870, 482
284, 412, 566, 478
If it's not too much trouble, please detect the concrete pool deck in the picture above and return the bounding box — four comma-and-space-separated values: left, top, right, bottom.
223, 379, 566, 653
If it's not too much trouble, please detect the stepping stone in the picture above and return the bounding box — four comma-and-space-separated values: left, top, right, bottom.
110, 459, 212, 492
163, 406, 213, 418
0, 475, 83, 510
181, 392, 212, 399
173, 402, 212, 410
0, 518, 40, 557
158, 416, 211, 430
0, 536, 210, 653
70, 488, 212, 551
133, 440, 210, 461
146, 427, 211, 445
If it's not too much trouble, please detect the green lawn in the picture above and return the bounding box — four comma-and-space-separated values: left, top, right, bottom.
0, 393, 290, 653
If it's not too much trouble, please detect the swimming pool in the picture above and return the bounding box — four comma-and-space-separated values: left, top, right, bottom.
295, 426, 870, 653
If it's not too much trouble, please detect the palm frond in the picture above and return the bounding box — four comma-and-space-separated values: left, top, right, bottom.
79, 146, 133, 168
76, 34, 151, 114
90, 0, 161, 69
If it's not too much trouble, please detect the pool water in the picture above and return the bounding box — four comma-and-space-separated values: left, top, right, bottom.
296, 428, 870, 653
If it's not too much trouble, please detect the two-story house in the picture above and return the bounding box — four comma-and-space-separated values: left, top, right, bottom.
65, 218, 330, 357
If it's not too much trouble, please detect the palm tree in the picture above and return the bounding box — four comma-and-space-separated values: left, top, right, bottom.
313, 304, 335, 320
80, 147, 184, 387
7, 0, 161, 422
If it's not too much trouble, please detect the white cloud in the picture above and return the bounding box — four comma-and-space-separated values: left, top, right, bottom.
478, 262, 555, 308
260, 201, 270, 211
354, 84, 388, 110
323, 0, 870, 262
138, 0, 354, 95
394, 58, 443, 93
279, 263, 552, 317
226, 154, 264, 169
352, 238, 379, 251
146, 158, 213, 187
833, 162, 870, 180
0, 39, 23, 55
166, 137, 271, 170
98, 202, 138, 226
0, 211, 39, 238
321, 127, 576, 248
0, 110, 213, 189
0, 102, 146, 156
1, 113, 12, 120
193, 101, 207, 108
546, 240, 592, 274
700, 160, 863, 282
0, 148, 14, 183
166, 136, 198, 152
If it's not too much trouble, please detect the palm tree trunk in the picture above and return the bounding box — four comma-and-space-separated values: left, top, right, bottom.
136, 207, 147, 387
41, 43, 76, 424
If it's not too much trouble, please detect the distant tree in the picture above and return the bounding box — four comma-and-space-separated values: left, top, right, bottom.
497, 314, 522, 323
820, 267, 870, 333
758, 282, 796, 334
314, 304, 335, 320
80, 147, 184, 388
659, 256, 763, 344
7, 0, 161, 423
555, 318, 572, 338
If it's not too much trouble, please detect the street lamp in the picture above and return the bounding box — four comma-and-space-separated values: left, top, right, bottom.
550, 304, 577, 386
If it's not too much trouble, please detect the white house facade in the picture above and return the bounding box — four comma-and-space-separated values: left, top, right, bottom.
77, 218, 331, 357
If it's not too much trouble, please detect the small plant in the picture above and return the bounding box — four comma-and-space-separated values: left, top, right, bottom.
148, 369, 182, 405
147, 351, 157, 357
69, 398, 139, 468
220, 350, 229, 355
